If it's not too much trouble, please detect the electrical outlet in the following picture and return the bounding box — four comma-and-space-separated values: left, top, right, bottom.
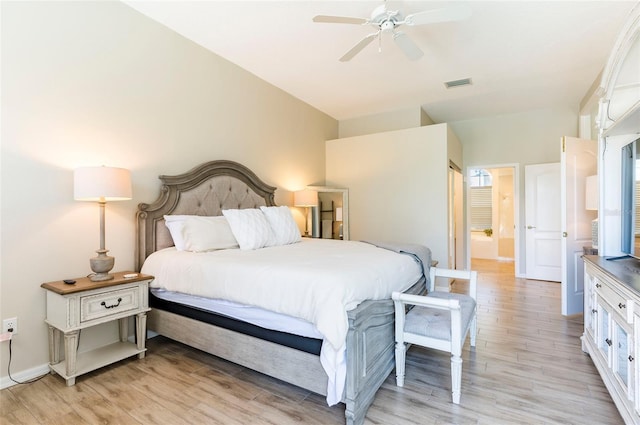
2, 317, 17, 335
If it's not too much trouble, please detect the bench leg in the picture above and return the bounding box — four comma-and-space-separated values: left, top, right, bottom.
451, 355, 462, 404
395, 342, 406, 387
470, 315, 477, 347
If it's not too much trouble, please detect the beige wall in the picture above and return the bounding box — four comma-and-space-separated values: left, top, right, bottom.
339, 107, 426, 138
0, 1, 336, 384
326, 124, 456, 264
450, 107, 577, 166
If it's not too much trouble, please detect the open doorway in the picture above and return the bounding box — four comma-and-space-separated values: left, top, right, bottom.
449, 164, 464, 270
466, 165, 520, 275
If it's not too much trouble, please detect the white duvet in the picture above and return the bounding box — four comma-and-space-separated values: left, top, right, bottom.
142, 238, 422, 405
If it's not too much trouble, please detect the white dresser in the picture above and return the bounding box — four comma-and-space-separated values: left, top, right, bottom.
582, 255, 640, 424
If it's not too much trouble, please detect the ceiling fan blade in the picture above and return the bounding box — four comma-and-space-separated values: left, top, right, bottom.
313, 15, 368, 25
403, 5, 471, 26
339, 33, 379, 62
393, 32, 424, 61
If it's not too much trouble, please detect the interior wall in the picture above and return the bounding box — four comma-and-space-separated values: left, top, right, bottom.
338, 106, 425, 138
498, 170, 515, 260
326, 124, 455, 264
0, 1, 336, 384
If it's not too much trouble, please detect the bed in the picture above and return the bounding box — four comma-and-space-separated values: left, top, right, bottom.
135, 160, 429, 425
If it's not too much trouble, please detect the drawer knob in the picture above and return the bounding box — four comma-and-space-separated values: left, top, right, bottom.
591, 309, 597, 314
595, 283, 602, 288
101, 297, 122, 309
606, 338, 612, 346
618, 302, 626, 309
630, 355, 635, 362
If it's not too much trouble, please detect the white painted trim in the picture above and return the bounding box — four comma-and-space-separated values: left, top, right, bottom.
578, 114, 592, 140
0, 363, 50, 389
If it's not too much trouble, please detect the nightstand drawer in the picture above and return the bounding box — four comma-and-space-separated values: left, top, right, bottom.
81, 287, 139, 322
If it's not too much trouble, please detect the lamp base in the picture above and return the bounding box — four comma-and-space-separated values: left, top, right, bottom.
90, 249, 115, 282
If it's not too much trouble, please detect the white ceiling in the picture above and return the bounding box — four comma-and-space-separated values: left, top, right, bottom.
124, 1, 636, 123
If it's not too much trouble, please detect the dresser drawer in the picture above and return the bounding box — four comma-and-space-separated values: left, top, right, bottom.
596, 279, 633, 324
80, 287, 139, 322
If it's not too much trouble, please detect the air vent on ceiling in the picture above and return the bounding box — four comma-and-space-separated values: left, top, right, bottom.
444, 78, 473, 89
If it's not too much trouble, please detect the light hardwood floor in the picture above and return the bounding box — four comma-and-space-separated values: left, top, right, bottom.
1, 259, 622, 424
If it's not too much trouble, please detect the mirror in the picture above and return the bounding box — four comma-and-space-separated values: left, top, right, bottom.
307, 186, 349, 240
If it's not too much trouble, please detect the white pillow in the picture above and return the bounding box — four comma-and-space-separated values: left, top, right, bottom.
222, 208, 273, 250
181, 216, 239, 252
164, 215, 193, 250
260, 206, 301, 246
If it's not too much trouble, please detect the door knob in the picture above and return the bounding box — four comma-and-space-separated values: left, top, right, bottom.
527, 225, 536, 229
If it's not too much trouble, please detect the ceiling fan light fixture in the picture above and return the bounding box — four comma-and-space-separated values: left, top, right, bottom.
444, 78, 473, 89
314, 4, 471, 62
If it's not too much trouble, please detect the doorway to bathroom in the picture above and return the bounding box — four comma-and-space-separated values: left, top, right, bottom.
467, 166, 519, 275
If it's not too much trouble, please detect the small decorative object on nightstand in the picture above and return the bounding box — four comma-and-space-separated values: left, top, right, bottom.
41, 271, 153, 386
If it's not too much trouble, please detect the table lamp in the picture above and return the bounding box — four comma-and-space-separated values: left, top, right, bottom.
294, 189, 318, 236
74, 166, 132, 281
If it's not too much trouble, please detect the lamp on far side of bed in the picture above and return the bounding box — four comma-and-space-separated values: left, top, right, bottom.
74, 166, 132, 281
294, 189, 318, 237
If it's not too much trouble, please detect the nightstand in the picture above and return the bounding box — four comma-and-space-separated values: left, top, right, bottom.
41, 271, 153, 386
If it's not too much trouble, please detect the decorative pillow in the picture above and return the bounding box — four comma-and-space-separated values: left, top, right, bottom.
222, 208, 273, 250
181, 216, 239, 252
164, 215, 193, 250
260, 206, 301, 246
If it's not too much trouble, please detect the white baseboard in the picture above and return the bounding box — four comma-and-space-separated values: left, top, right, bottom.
0, 363, 50, 389
2, 333, 160, 389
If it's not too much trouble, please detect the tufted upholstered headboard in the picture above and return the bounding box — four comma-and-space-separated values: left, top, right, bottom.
135, 160, 276, 270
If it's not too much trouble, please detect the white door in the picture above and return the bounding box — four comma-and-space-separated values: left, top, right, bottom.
561, 136, 598, 316
525, 163, 562, 281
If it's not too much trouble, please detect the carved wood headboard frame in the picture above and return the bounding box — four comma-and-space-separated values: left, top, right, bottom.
135, 160, 277, 270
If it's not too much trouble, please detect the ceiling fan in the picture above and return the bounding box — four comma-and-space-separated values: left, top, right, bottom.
313, 3, 471, 62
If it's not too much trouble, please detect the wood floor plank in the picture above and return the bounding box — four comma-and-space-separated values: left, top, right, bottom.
0, 259, 622, 424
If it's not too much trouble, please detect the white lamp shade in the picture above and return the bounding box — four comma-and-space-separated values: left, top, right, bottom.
585, 175, 598, 211
294, 189, 318, 207
335, 207, 343, 221
74, 166, 132, 201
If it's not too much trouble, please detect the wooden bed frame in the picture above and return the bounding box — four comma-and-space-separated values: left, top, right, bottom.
135, 160, 426, 425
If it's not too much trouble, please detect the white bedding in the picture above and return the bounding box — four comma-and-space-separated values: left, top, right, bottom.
141, 238, 422, 405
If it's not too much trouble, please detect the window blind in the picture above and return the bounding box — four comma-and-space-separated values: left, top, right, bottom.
470, 186, 492, 230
